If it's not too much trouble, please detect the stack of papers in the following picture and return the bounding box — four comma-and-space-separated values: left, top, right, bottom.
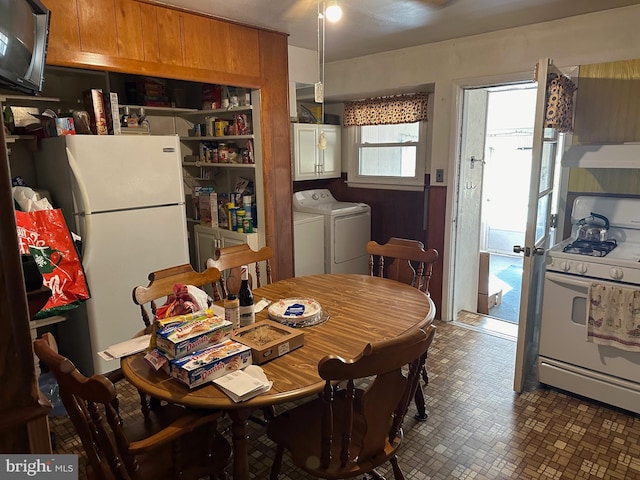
213, 365, 272, 402
97, 334, 151, 361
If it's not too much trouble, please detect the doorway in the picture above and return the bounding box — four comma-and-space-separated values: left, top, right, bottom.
453, 83, 537, 334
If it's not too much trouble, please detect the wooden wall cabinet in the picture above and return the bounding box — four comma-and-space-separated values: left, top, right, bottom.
43, 0, 261, 80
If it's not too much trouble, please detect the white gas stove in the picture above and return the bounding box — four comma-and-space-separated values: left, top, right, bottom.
546, 196, 640, 285
539, 195, 640, 415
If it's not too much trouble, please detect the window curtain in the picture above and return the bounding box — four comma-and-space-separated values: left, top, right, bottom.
545, 72, 576, 133
343, 92, 428, 127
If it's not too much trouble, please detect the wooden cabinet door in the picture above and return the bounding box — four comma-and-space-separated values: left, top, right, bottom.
226, 23, 260, 78
76, 0, 119, 56
319, 125, 341, 178
292, 123, 319, 181
181, 13, 214, 70
156, 7, 184, 67
115, 0, 144, 61
42, 0, 81, 57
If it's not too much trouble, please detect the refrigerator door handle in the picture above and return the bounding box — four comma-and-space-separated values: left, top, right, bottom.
67, 147, 93, 268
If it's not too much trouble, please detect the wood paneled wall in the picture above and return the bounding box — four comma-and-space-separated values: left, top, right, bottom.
41, 0, 294, 281
293, 175, 445, 318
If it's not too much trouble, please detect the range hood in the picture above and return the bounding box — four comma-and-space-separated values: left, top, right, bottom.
562, 143, 640, 168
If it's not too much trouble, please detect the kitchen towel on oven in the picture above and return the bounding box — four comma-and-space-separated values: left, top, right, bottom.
587, 283, 640, 351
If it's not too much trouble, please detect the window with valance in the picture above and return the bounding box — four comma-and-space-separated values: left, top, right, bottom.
343, 93, 429, 126
344, 93, 429, 191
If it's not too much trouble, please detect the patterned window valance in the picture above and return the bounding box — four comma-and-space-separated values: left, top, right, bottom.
545, 73, 577, 133
343, 92, 428, 127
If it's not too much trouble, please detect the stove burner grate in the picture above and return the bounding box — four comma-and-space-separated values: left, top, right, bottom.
563, 239, 617, 257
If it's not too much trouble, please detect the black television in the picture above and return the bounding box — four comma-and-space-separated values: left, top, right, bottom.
0, 0, 50, 95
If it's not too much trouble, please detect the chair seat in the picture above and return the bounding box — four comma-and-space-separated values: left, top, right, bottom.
267, 390, 402, 479
123, 420, 230, 480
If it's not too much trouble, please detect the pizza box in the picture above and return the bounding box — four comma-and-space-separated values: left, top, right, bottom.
232, 320, 304, 365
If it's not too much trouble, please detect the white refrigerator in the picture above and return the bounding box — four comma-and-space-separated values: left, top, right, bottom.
35, 135, 189, 375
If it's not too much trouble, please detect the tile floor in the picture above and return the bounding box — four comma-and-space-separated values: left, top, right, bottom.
49, 319, 640, 479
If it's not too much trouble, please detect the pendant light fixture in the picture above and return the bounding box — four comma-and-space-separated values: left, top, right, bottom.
325, 1, 342, 22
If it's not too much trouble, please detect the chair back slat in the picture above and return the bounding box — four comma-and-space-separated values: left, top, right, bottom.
205, 244, 273, 299
366, 237, 438, 294
132, 264, 221, 329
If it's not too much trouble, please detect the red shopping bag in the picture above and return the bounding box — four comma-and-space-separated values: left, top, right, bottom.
15, 209, 91, 318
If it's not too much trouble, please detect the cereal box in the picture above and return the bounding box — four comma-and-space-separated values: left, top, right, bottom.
82, 88, 109, 135
168, 340, 252, 388
155, 314, 232, 360
55, 117, 76, 136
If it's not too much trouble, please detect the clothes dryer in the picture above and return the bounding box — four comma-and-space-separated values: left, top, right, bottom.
293, 211, 325, 276
293, 189, 371, 274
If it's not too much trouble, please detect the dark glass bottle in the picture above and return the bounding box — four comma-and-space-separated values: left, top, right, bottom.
238, 265, 255, 327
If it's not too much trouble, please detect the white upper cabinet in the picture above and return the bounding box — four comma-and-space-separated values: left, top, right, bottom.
292, 123, 341, 180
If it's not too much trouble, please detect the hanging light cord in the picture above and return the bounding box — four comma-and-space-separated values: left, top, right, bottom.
317, 0, 321, 90
321, 0, 325, 124
317, 0, 327, 153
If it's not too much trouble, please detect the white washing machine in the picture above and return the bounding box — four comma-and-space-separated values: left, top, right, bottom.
293, 189, 371, 274
293, 211, 325, 277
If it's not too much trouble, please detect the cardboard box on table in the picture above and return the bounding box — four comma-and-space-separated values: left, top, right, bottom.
167, 340, 252, 389
155, 315, 232, 360
232, 320, 304, 365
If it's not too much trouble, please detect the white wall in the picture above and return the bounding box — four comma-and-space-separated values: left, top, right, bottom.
320, 5, 640, 186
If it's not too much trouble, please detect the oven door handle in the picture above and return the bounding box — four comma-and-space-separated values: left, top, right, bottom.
546, 272, 593, 289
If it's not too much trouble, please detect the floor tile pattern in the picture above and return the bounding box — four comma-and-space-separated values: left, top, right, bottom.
49, 320, 640, 479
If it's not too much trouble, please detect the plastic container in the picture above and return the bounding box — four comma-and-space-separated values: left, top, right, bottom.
228, 205, 238, 231
224, 294, 240, 331
214, 120, 226, 137
236, 209, 245, 233
218, 142, 229, 162
243, 216, 252, 233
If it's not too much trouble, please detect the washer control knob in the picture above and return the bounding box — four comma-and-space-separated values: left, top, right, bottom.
576, 263, 588, 274
312, 193, 319, 200
558, 261, 570, 272
610, 267, 624, 280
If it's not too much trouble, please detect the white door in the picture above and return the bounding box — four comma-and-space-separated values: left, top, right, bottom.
292, 123, 319, 180
319, 125, 341, 178
513, 59, 576, 392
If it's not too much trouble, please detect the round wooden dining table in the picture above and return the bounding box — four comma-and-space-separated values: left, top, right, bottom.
121, 273, 435, 480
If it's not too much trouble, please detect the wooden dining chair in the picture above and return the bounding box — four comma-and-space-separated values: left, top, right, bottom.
129, 263, 221, 416
267, 324, 436, 480
205, 244, 273, 300
33, 335, 231, 480
206, 244, 276, 425
366, 237, 439, 420
132, 263, 221, 333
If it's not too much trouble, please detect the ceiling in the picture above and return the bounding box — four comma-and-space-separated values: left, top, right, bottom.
151, 0, 640, 62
